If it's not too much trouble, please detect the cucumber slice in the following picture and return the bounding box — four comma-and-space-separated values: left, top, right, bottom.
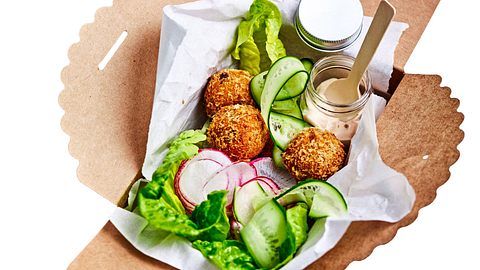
259, 57, 309, 152
272, 145, 285, 169
275, 71, 309, 101
301, 58, 314, 73
309, 192, 347, 218
250, 71, 267, 105
260, 56, 306, 123
240, 199, 295, 269
253, 79, 303, 119
276, 179, 348, 218
272, 98, 302, 120
269, 112, 311, 151
250, 71, 308, 105
233, 181, 269, 226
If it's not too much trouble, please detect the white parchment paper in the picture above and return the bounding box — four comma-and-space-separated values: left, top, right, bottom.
111, 0, 415, 269
142, 0, 408, 179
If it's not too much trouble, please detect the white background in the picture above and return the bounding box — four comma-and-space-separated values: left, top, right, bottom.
0, 0, 478, 269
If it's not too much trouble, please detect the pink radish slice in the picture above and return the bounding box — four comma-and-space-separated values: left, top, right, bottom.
203, 170, 229, 196
174, 161, 195, 208
252, 176, 281, 193
175, 159, 224, 210
249, 157, 296, 189
196, 148, 232, 167
242, 176, 280, 195
233, 180, 271, 225
203, 161, 257, 207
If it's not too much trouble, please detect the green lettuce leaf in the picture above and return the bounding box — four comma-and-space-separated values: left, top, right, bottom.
286, 203, 309, 252
191, 190, 230, 242
140, 129, 206, 213
192, 240, 259, 270
238, 36, 261, 75
138, 130, 230, 241
138, 187, 201, 238
138, 130, 206, 237
232, 0, 286, 75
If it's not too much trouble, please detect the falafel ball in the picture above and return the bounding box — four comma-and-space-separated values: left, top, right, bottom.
207, 104, 269, 160
282, 128, 346, 181
204, 69, 255, 117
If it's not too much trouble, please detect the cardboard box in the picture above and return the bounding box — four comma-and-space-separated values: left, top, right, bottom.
59, 0, 464, 269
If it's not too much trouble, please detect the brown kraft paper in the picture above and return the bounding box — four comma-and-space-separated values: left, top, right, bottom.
60, 0, 463, 269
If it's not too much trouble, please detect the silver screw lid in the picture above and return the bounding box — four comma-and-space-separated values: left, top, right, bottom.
295, 0, 364, 52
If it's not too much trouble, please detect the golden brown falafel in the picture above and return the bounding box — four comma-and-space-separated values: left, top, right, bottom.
282, 128, 346, 181
204, 69, 255, 117
207, 104, 269, 160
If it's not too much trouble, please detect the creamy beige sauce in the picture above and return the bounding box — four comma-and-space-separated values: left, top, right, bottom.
317, 78, 360, 104
303, 78, 361, 143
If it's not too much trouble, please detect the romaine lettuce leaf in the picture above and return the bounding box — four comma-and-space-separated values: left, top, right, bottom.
232, 0, 286, 75
138, 186, 201, 237
286, 203, 309, 252
139, 182, 230, 241
192, 240, 259, 270
138, 130, 230, 241
238, 36, 261, 75
140, 130, 206, 215
191, 190, 230, 242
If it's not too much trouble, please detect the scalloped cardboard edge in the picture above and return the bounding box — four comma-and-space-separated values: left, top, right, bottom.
60, 0, 464, 269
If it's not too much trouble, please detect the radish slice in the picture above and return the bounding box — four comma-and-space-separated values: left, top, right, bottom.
249, 157, 296, 189
196, 148, 232, 167
175, 159, 224, 210
233, 181, 269, 225
204, 161, 257, 207
242, 176, 280, 195
174, 161, 195, 209
253, 176, 281, 194
203, 170, 229, 196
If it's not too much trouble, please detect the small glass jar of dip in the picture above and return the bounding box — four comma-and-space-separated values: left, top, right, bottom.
301, 55, 373, 144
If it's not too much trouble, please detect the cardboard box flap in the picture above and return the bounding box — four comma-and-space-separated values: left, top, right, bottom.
60, 0, 187, 206
60, 0, 461, 269
361, 0, 440, 69
68, 74, 464, 269
69, 221, 168, 270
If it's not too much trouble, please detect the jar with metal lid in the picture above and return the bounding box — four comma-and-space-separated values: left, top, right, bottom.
301, 55, 372, 144
295, 0, 364, 52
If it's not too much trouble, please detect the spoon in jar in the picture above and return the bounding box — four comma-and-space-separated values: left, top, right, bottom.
322, 0, 396, 104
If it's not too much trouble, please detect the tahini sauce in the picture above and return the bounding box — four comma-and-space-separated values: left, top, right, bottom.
303, 78, 361, 143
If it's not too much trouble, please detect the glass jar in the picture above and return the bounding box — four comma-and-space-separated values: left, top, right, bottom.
301, 55, 372, 145
295, 0, 364, 52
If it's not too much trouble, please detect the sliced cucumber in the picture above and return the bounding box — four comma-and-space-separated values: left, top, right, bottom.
251, 71, 308, 105
240, 199, 295, 269
272, 145, 285, 169
301, 58, 314, 73
260, 56, 306, 123
259, 57, 310, 154
309, 192, 347, 218
272, 98, 302, 120
275, 71, 309, 101
233, 181, 269, 226
269, 112, 311, 151
275, 179, 348, 218
250, 71, 267, 105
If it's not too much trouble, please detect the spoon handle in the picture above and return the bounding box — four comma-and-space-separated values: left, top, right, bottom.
349, 0, 396, 86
